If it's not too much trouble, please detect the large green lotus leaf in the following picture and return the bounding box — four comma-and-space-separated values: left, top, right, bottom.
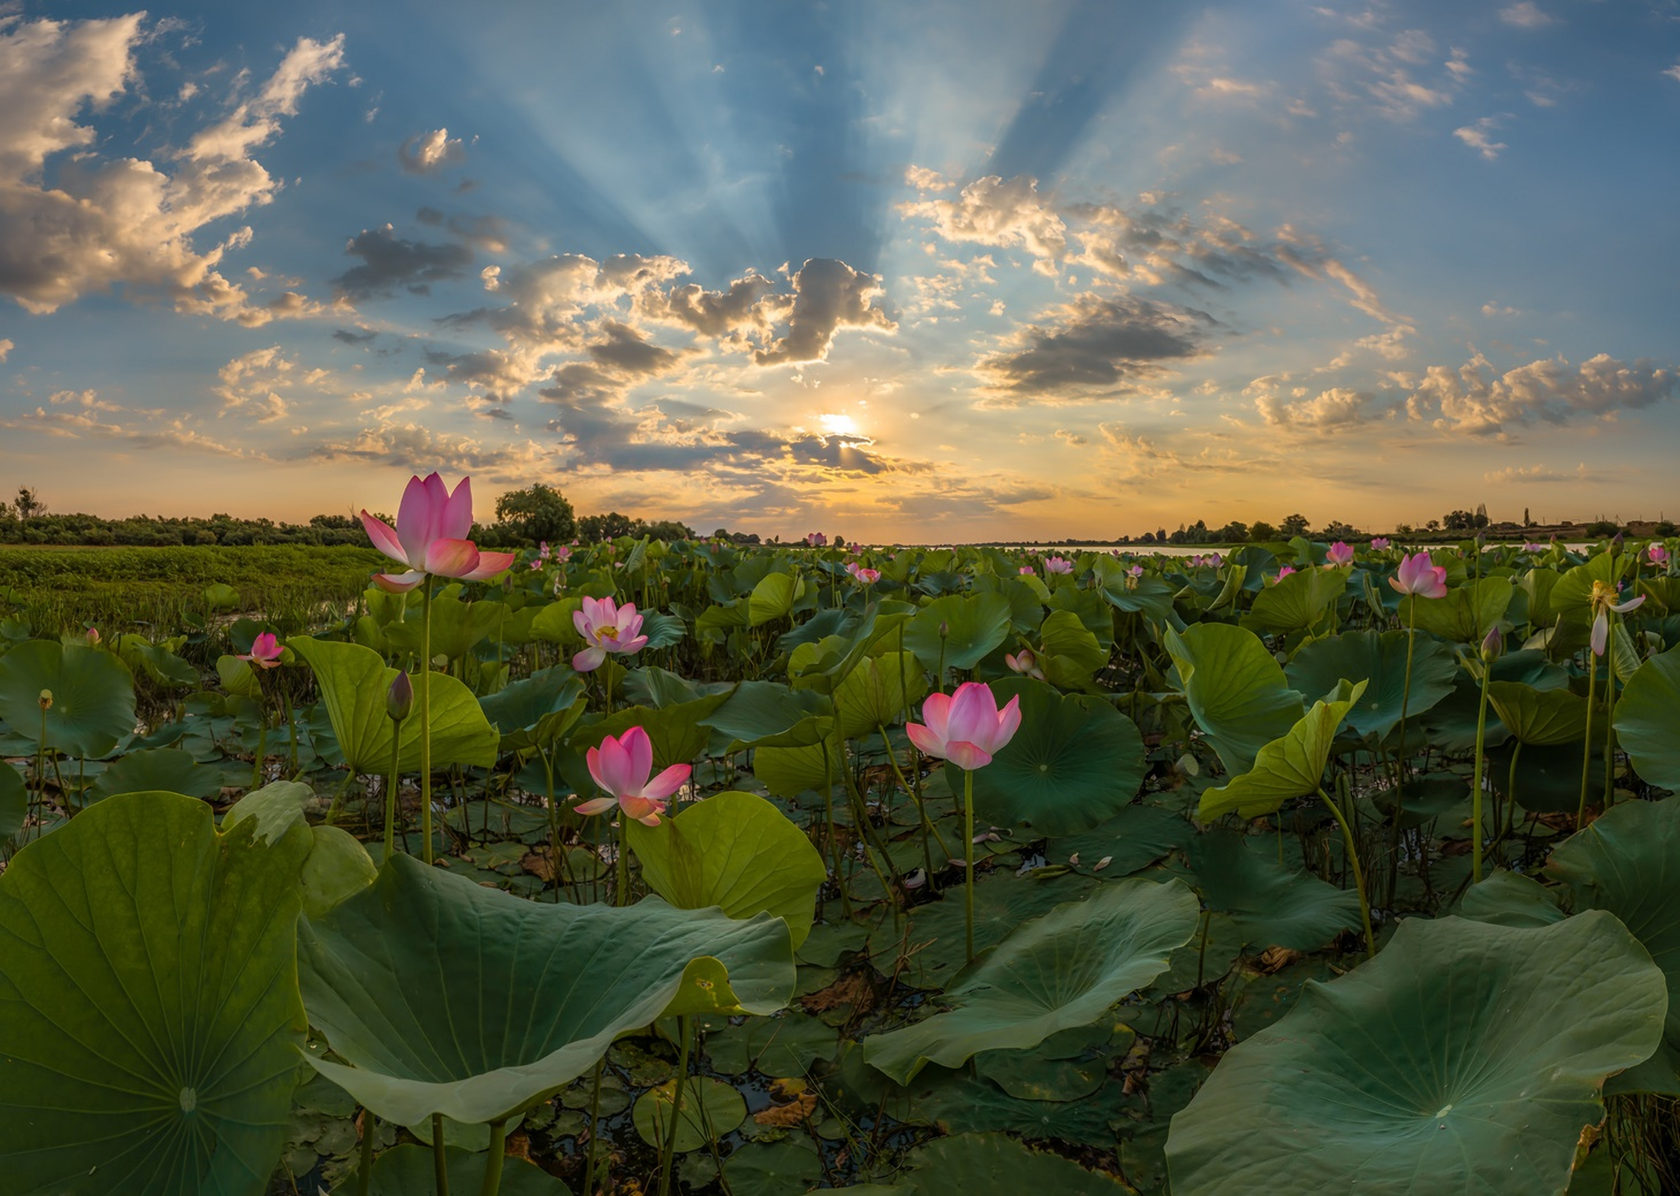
905, 1131, 1129, 1194
626, 790, 826, 949
1197, 680, 1367, 820
1165, 913, 1667, 1196
1189, 829, 1362, 951
862, 879, 1199, 1083
0, 790, 311, 1196
957, 677, 1145, 836
1548, 798, 1680, 1092
0, 639, 135, 758
1164, 624, 1305, 776
1615, 644, 1680, 790
1406, 576, 1514, 643
87, 746, 220, 802
382, 591, 505, 661
903, 592, 1013, 676
1491, 738, 1604, 814
1240, 566, 1346, 634
693, 680, 831, 750
289, 637, 497, 773
748, 571, 803, 626
834, 650, 926, 739
1487, 680, 1589, 746
1051, 803, 1193, 876
0, 761, 24, 842
298, 854, 795, 1126
1456, 870, 1565, 928
366, 1144, 571, 1195
631, 1075, 746, 1150
1284, 630, 1457, 741
753, 728, 844, 799
1035, 608, 1108, 689
1045, 585, 1116, 653
477, 665, 587, 752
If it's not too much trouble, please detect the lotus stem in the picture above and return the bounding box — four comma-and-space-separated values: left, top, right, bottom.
656, 1015, 694, 1196
582, 1059, 605, 1196
615, 816, 629, 906
421, 578, 435, 865
1577, 654, 1597, 829
821, 739, 849, 918
1470, 659, 1492, 883
432, 1112, 450, 1196
384, 714, 403, 858
1320, 787, 1376, 959
357, 1109, 376, 1196
963, 767, 977, 963
878, 723, 952, 875
1602, 616, 1617, 808
1386, 604, 1417, 906
480, 1119, 506, 1196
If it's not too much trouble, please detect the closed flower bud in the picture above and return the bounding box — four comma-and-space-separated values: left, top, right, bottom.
387, 671, 414, 722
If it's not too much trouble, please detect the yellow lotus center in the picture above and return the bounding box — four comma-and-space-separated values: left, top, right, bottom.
599, 627, 619, 641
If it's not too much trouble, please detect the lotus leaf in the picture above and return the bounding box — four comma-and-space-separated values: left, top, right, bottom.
1456, 870, 1565, 928
1190, 829, 1362, 950
862, 878, 1198, 1083
1487, 680, 1590, 746
1241, 565, 1345, 634
1164, 623, 1305, 775
87, 745, 219, 802
1197, 680, 1367, 820
631, 1076, 746, 1150
0, 638, 135, 758
748, 571, 802, 626
1284, 629, 1457, 741
905, 1132, 1129, 1194
1165, 912, 1667, 1195
903, 592, 1013, 676
297, 854, 795, 1126
1406, 576, 1514, 643
0, 761, 23, 842
366, 1144, 570, 1194
1615, 644, 1680, 790
0, 791, 311, 1195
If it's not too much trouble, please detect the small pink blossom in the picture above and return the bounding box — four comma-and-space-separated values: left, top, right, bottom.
851, 566, 880, 585
1004, 648, 1046, 681
1523, 541, 1546, 552
575, 726, 690, 826
84, 627, 100, 645
360, 473, 517, 593
1370, 537, 1391, 551
1018, 565, 1036, 576
1589, 580, 1645, 657
1326, 541, 1354, 567
239, 632, 284, 670
1044, 556, 1074, 574
1389, 551, 1448, 599
572, 595, 649, 672
1127, 564, 1144, 578
1272, 566, 1296, 582
805, 531, 828, 548
906, 681, 1023, 771
1648, 543, 1671, 566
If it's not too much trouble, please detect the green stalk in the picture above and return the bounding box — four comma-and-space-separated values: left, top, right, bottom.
421, 578, 435, 865
1470, 659, 1492, 883
1577, 653, 1598, 829
879, 724, 951, 874
615, 816, 629, 906
656, 1015, 694, 1196
432, 1112, 450, 1196
963, 768, 977, 964
1602, 615, 1618, 808
582, 1060, 605, 1196
1320, 787, 1376, 958
1386, 600, 1417, 906
821, 739, 849, 918
384, 714, 404, 857
357, 1109, 376, 1196
480, 1119, 506, 1196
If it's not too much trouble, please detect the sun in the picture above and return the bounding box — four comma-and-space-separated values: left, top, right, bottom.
819, 412, 860, 437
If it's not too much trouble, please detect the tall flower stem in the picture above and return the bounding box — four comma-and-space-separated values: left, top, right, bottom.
582, 1061, 605, 1196
615, 817, 629, 906
656, 1015, 694, 1196
1386, 602, 1418, 906
480, 1119, 507, 1196
963, 768, 977, 963
1577, 653, 1598, 829
1470, 659, 1493, 883
420, 579, 436, 865
357, 1109, 376, 1196
431, 1113, 450, 1196
1320, 787, 1376, 958
384, 714, 404, 857
1602, 616, 1618, 809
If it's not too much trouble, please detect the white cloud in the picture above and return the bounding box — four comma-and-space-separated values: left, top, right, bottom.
215, 345, 296, 423
898, 173, 1068, 276
1454, 116, 1509, 160
1482, 463, 1586, 484
1406, 351, 1678, 434
1499, 2, 1556, 29
1253, 383, 1379, 431
399, 128, 467, 174
1666, 62, 1680, 85
0, 338, 11, 361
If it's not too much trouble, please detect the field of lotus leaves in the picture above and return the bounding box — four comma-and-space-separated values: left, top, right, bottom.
3, 475, 1680, 1195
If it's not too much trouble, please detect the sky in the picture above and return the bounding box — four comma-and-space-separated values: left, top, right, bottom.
1, 0, 1678, 542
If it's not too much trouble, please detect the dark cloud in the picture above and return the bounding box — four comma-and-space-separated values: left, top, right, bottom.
416, 205, 508, 251
586, 321, 683, 377
652, 271, 783, 343
754, 258, 895, 365
332, 224, 473, 300
980, 295, 1215, 398
332, 328, 378, 345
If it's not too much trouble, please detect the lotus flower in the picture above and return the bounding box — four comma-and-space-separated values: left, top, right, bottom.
1389, 551, 1448, 599
572, 594, 649, 672
575, 726, 689, 826
386, 671, 414, 721
906, 681, 1022, 771
805, 531, 827, 548
1018, 565, 1036, 576
1272, 566, 1296, 582
1044, 556, 1074, 574
1589, 580, 1644, 657
1127, 564, 1144, 578
1649, 543, 1671, 566
238, 632, 284, 670
1204, 551, 1223, 568
360, 473, 517, 593
851, 565, 881, 585
1370, 537, 1391, 551
1004, 648, 1046, 681
1326, 541, 1354, 566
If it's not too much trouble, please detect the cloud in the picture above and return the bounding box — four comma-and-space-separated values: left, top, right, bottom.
0, 338, 11, 361
215, 345, 296, 423
1454, 116, 1509, 161
586, 321, 685, 377
399, 128, 467, 173
979, 294, 1215, 400
416, 206, 508, 252
1481, 301, 1519, 317
0, 16, 344, 321
332, 224, 474, 299
1319, 30, 1460, 121
754, 259, 895, 366
1406, 351, 1678, 434
898, 174, 1067, 276
1482, 463, 1586, 484
1499, 2, 1555, 29
650, 270, 784, 346
1666, 62, 1680, 85
1255, 385, 1379, 430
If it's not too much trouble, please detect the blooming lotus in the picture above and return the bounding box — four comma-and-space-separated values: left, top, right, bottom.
360, 473, 517, 593
1004, 648, 1046, 681
805, 531, 827, 548
575, 726, 689, 826
572, 594, 649, 672
1044, 556, 1074, 575
1649, 543, 1671, 566
1272, 566, 1296, 582
238, 632, 284, 670
1588, 580, 1644, 657
1018, 565, 1036, 576
1326, 541, 1354, 567
851, 565, 880, 585
1389, 551, 1448, 599
1127, 564, 1144, 578
1370, 537, 1391, 551
906, 681, 1022, 771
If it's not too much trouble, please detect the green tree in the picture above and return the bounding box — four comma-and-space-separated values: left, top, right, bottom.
1280, 513, 1310, 537
495, 484, 577, 545
1249, 520, 1278, 542
14, 486, 43, 521
1215, 520, 1249, 544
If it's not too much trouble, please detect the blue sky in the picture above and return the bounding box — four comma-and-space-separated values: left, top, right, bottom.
2, 0, 1677, 539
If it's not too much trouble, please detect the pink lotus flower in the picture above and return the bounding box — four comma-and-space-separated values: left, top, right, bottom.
850, 566, 880, 585
1649, 543, 1670, 566
1389, 551, 1448, 599
1524, 541, 1546, 552
85, 627, 100, 645
575, 726, 689, 826
1044, 556, 1074, 574
1589, 580, 1644, 657
1272, 566, 1296, 582
1326, 541, 1354, 567
238, 632, 284, 670
572, 594, 649, 672
1004, 648, 1046, 681
1127, 564, 1144, 578
360, 473, 517, 593
1018, 565, 1036, 576
1370, 537, 1391, 551
906, 682, 1023, 771
805, 531, 827, 548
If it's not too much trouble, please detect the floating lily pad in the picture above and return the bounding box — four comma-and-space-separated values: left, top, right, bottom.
1190, 829, 1362, 951
905, 1132, 1129, 1194
1166, 912, 1667, 1194
0, 638, 135, 758
632, 1076, 746, 1151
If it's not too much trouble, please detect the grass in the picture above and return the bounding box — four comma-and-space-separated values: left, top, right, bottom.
0, 544, 388, 636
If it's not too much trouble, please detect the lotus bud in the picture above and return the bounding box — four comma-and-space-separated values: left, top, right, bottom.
938, 620, 950, 640
85, 627, 100, 645
387, 671, 414, 722
38, 689, 52, 711
1479, 624, 1502, 663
